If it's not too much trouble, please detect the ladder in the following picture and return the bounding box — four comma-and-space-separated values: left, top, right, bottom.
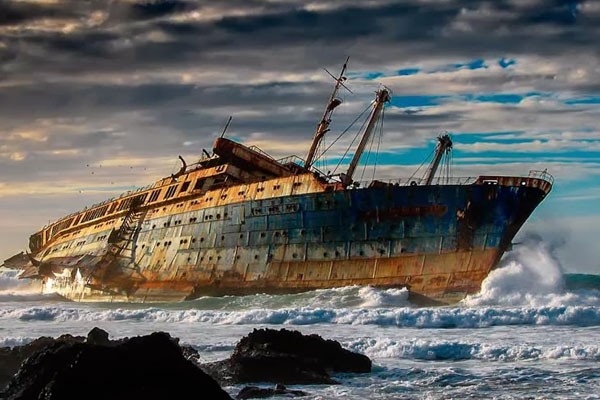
83, 197, 148, 295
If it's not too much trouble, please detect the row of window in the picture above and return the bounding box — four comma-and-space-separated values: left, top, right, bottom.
45, 173, 306, 244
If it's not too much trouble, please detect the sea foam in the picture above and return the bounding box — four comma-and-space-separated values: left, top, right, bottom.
463, 237, 600, 308
2, 304, 599, 328
346, 337, 600, 361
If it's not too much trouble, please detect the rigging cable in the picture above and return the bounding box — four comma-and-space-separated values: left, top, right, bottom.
331, 105, 372, 176
407, 145, 435, 184
312, 100, 375, 167
372, 106, 384, 182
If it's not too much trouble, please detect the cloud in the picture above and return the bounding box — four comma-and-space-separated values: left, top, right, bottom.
0, 0, 598, 273
457, 139, 600, 153
0, 0, 77, 26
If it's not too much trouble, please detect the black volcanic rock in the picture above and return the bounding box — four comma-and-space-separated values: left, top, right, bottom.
86, 326, 110, 345
0, 334, 84, 389
202, 328, 371, 385
237, 384, 307, 399
1, 330, 231, 400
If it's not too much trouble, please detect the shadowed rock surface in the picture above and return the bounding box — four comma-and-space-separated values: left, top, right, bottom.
0, 334, 84, 389
1, 329, 231, 400
202, 328, 371, 385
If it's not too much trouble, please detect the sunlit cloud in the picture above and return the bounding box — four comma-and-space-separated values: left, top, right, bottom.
0, 0, 598, 272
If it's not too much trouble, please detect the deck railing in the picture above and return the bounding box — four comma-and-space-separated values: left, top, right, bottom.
528, 169, 554, 185
348, 176, 479, 188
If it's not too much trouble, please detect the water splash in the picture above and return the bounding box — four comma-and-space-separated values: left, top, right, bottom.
463, 236, 600, 307
0, 268, 55, 301
357, 286, 410, 308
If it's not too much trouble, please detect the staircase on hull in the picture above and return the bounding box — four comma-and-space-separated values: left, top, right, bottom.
83, 197, 148, 296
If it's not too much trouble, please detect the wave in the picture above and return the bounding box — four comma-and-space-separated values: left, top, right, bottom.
2, 304, 599, 328
346, 338, 600, 362
0, 293, 66, 302
181, 285, 412, 310
565, 274, 600, 291
0, 268, 45, 299
0, 336, 47, 348
463, 237, 600, 308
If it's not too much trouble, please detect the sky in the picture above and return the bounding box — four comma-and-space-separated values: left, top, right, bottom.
0, 0, 598, 274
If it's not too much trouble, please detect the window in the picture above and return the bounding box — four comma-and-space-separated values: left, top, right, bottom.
116, 199, 130, 211
180, 181, 191, 193
193, 179, 205, 191
148, 189, 161, 203
164, 185, 178, 199
108, 201, 119, 214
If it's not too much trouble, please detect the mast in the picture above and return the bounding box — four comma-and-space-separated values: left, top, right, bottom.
423, 134, 453, 185
341, 88, 391, 186
304, 57, 350, 169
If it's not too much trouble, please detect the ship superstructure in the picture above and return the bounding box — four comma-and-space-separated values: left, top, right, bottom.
2, 61, 553, 304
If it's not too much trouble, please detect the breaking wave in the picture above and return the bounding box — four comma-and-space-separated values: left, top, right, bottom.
1, 304, 599, 328
463, 236, 600, 308
183, 285, 412, 310
346, 338, 600, 362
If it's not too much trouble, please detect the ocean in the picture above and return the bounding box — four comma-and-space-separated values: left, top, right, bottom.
1, 242, 599, 399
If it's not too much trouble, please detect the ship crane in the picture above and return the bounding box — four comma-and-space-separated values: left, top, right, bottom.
423, 134, 453, 185
340, 88, 391, 187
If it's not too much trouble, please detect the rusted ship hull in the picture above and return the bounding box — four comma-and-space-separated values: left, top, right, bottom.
23, 173, 551, 305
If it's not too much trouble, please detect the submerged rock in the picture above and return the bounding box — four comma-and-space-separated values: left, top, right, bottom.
237, 384, 307, 399
202, 328, 371, 385
1, 329, 231, 400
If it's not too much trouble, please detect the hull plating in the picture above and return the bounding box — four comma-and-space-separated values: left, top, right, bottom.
39, 179, 549, 305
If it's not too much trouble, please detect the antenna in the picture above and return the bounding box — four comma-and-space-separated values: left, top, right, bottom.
220, 116, 232, 138
304, 57, 351, 169
323, 68, 353, 94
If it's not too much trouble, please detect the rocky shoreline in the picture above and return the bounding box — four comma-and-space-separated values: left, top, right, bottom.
0, 327, 372, 399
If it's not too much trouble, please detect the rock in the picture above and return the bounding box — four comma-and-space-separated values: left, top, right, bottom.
0, 334, 84, 389
201, 328, 371, 385
236, 384, 307, 399
1, 330, 232, 400
86, 327, 110, 345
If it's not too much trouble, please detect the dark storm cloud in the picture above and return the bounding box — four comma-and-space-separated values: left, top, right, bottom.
129, 0, 196, 20
0, 0, 77, 26
0, 0, 598, 157
0, 0, 596, 83
23, 30, 120, 58
0, 80, 327, 120
525, 0, 580, 25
